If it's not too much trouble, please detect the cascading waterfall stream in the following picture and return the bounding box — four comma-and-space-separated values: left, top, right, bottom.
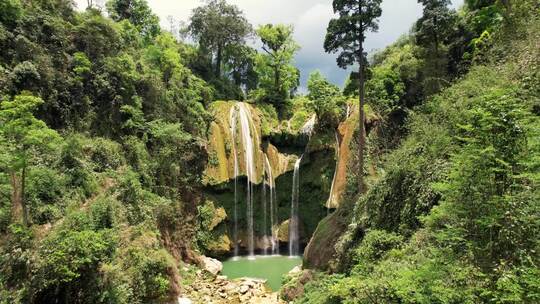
287, 116, 316, 256
261, 178, 268, 255
289, 156, 302, 256
264, 155, 279, 255
229, 102, 258, 258
229, 107, 240, 257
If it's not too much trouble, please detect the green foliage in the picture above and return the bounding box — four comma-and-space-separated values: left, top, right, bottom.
72, 52, 92, 78
196, 200, 219, 251
0, 94, 60, 225
300, 12, 540, 303
106, 0, 160, 41
349, 230, 403, 274
295, 273, 344, 304
116, 169, 168, 225
415, 0, 456, 49
306, 71, 345, 129
59, 134, 98, 198
188, 0, 252, 82
26, 167, 66, 224
254, 24, 300, 110
101, 229, 177, 304
32, 229, 115, 296
365, 43, 422, 113
424, 88, 536, 272
324, 0, 383, 68
74, 11, 121, 61
0, 0, 22, 28
0, 1, 212, 303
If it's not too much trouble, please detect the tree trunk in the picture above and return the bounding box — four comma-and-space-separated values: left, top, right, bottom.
216, 44, 222, 77
358, 36, 365, 194
274, 66, 280, 93
21, 165, 28, 225
10, 172, 23, 224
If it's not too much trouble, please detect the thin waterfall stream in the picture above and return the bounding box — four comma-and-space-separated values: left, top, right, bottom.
229, 107, 239, 257
289, 155, 302, 256
264, 154, 279, 255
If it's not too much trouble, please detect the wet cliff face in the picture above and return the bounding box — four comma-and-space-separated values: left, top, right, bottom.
201, 101, 339, 257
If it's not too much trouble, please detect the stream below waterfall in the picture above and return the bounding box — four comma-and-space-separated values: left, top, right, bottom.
221, 255, 302, 291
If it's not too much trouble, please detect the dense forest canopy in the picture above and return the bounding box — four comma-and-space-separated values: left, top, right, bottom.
0, 0, 538, 303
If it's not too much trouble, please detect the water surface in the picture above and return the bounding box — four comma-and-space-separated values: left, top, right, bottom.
222, 255, 302, 291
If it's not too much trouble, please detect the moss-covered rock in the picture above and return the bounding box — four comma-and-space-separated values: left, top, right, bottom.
302, 207, 350, 271
277, 219, 289, 243
204, 101, 275, 186
206, 234, 232, 256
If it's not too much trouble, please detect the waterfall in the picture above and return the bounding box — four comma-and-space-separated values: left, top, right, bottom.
229, 102, 257, 257
261, 178, 268, 255
264, 154, 279, 255
289, 156, 302, 256
229, 107, 239, 257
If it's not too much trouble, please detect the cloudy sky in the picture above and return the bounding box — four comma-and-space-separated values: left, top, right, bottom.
74, 0, 464, 90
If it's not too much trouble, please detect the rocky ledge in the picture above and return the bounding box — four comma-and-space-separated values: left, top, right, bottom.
178, 256, 285, 304
179, 275, 284, 304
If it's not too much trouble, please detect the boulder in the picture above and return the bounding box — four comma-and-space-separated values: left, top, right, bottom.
288, 265, 302, 274
277, 220, 290, 243
303, 208, 349, 270
177, 297, 192, 304
201, 256, 223, 276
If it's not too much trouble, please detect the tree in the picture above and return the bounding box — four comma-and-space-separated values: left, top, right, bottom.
324, 0, 383, 193
416, 0, 455, 52
0, 0, 22, 28
106, 0, 160, 40
224, 45, 259, 92
306, 71, 345, 129
255, 24, 300, 109
189, 0, 252, 78
415, 0, 456, 93
0, 94, 60, 225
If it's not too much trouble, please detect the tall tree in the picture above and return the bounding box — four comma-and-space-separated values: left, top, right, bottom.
225, 45, 259, 92
189, 0, 252, 78
0, 94, 60, 226
415, 0, 455, 93
106, 0, 160, 40
416, 0, 454, 52
324, 0, 383, 193
306, 70, 345, 129
255, 24, 300, 108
